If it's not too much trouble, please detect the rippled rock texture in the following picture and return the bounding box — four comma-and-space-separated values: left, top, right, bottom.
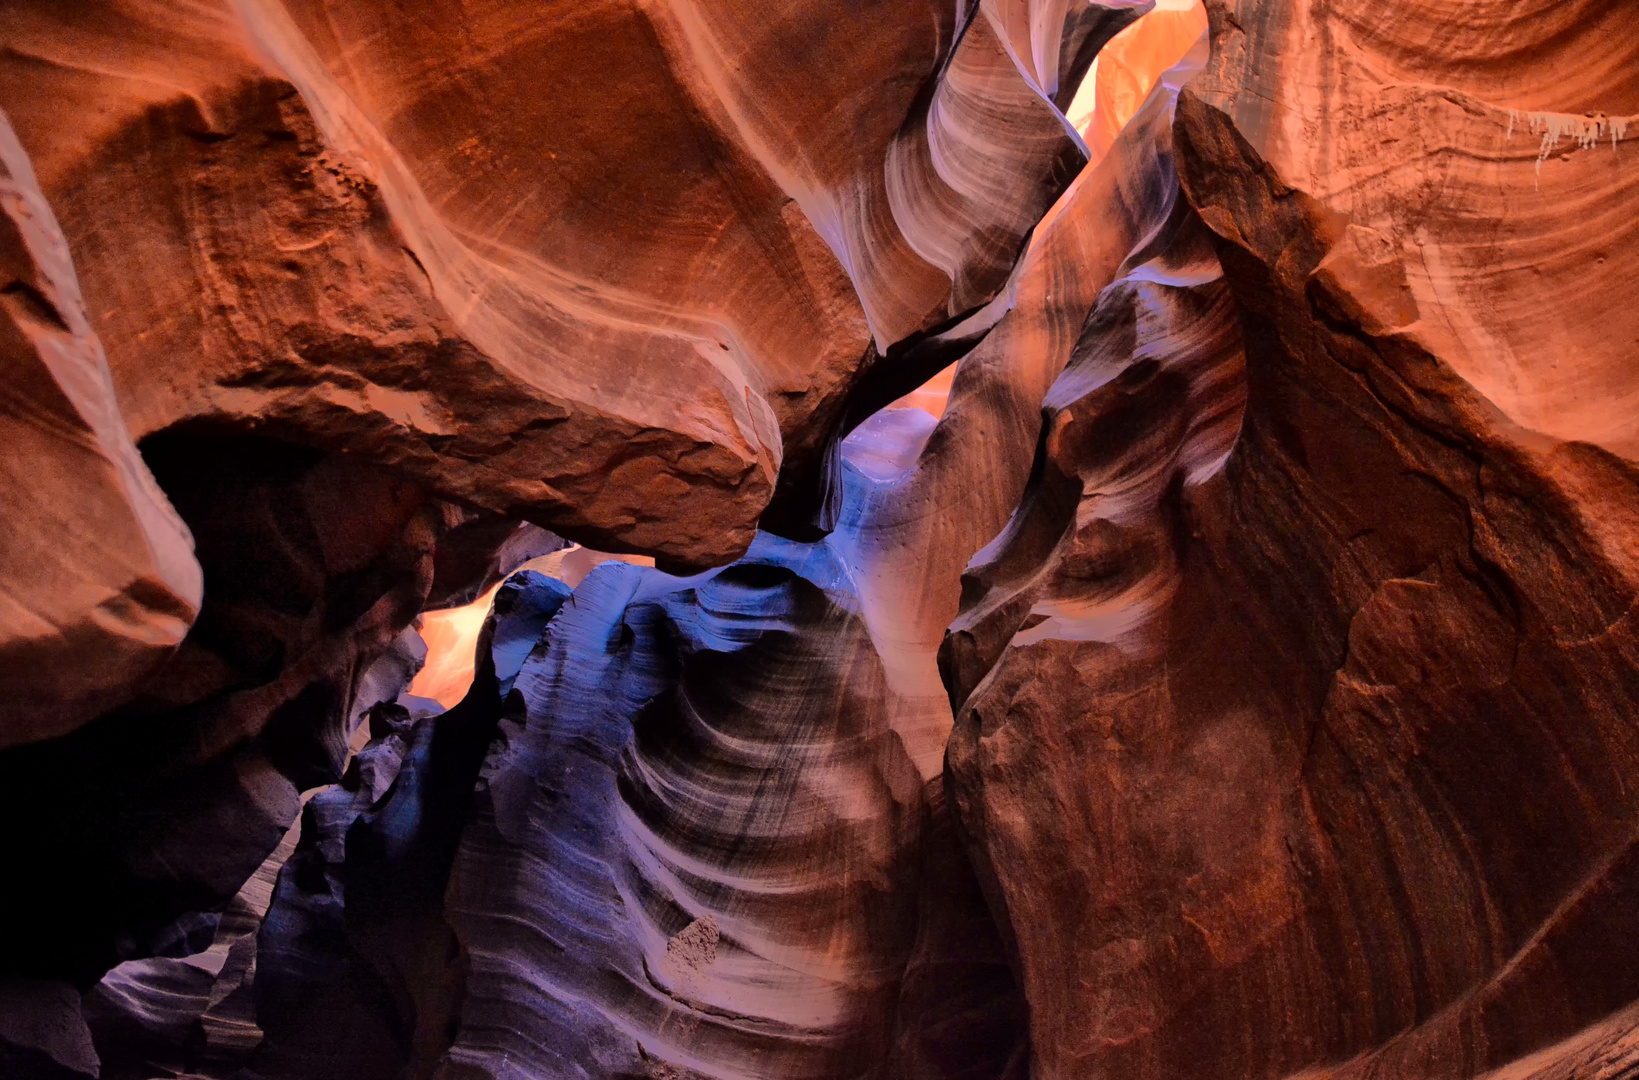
945, 3, 1639, 1079
0, 0, 1141, 1058
7, 0, 1639, 1078
446, 547, 925, 1079
0, 0, 1153, 568
258, 54, 1201, 1075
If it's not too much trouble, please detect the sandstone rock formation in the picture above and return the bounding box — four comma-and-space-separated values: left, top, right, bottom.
7, 1, 1639, 1079
0, 0, 1139, 1034
1067, 0, 1208, 161
944, 4, 1639, 1080
442, 546, 925, 1080
0, 109, 201, 750
84, 817, 301, 1080
230, 63, 1205, 1075
0, 0, 1150, 567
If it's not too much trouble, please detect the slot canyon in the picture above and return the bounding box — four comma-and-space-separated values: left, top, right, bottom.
2, 1, 1638, 1078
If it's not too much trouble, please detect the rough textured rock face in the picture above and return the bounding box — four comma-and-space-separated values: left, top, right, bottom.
945, 3, 1639, 1079
8, 1, 1639, 1079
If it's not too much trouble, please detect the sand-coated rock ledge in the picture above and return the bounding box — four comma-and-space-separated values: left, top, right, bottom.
1, 1, 1637, 1078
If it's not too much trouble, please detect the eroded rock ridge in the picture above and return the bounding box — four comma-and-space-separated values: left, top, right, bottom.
2, 2, 1638, 1079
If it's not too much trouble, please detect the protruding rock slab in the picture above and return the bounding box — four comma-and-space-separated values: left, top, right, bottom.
0, 108, 201, 749
0, 0, 1148, 567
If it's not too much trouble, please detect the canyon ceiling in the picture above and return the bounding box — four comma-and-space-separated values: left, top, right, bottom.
2, 1, 1638, 1079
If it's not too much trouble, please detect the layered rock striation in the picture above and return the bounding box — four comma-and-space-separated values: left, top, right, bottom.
0, 110, 201, 750
0, 0, 1151, 568
0, 1, 1146, 1053
7, 1, 1639, 1079
945, 3, 1639, 1079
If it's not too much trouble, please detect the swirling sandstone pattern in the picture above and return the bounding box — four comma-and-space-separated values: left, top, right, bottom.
432, 67, 1184, 1076
433, 58, 1215, 1073
0, 0, 1147, 568
444, 549, 925, 1080
8, 1, 1639, 1079
0, 0, 1142, 1047
945, 3, 1639, 1079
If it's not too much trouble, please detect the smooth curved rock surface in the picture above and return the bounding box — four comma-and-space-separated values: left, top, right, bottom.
1191, 0, 1639, 458
0, 0, 1148, 567
840, 28, 1214, 779
238, 74, 1195, 1068
1067, 0, 1208, 160
0, 0, 1153, 1037
442, 547, 927, 1080
0, 108, 202, 750
12, 2, 1639, 1079
432, 46, 1211, 1073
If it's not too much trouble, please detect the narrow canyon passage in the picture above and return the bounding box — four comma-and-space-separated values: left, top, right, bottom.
2, 2, 1638, 1080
